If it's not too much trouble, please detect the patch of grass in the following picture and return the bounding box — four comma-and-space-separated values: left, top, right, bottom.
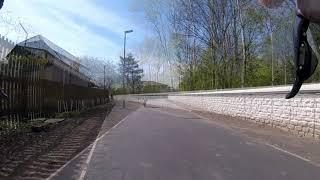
55, 111, 81, 118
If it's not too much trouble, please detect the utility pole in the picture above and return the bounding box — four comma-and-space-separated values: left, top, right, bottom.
104, 65, 106, 91
104, 65, 106, 103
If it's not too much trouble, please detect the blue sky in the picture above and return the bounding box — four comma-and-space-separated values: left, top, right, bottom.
0, 0, 150, 62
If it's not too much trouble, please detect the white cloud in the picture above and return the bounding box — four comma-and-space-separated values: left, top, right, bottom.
29, 0, 133, 36
0, 0, 138, 60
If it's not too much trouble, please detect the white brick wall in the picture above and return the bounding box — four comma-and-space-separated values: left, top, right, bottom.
168, 94, 320, 139
119, 84, 320, 139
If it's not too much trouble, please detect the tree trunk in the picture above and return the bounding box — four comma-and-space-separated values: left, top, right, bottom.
236, 0, 246, 88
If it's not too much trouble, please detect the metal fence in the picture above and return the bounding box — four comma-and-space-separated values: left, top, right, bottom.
0, 55, 109, 136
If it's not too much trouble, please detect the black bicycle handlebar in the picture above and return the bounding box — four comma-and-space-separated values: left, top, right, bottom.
286, 13, 318, 99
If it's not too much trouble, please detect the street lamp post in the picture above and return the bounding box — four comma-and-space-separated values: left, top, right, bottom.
122, 30, 133, 108
122, 30, 133, 91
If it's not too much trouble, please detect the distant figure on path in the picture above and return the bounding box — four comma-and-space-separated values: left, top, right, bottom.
143, 98, 147, 107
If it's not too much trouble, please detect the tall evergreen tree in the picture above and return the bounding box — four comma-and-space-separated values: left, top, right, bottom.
119, 54, 144, 93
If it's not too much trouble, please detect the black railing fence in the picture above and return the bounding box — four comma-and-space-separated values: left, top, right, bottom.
0, 55, 109, 136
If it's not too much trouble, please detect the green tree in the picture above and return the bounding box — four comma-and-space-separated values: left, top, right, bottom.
119, 54, 144, 94
134, 0, 309, 91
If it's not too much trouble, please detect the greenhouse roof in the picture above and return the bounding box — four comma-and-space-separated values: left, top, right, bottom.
17, 35, 97, 85
18, 35, 78, 66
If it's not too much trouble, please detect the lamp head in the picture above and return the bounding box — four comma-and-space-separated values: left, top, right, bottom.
125, 30, 133, 34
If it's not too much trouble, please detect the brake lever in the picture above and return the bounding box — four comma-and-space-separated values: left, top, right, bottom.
286, 13, 318, 99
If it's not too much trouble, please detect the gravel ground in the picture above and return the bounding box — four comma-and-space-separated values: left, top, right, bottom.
0, 103, 114, 179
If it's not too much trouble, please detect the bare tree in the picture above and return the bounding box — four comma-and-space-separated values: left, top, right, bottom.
133, 0, 301, 90
79, 56, 119, 90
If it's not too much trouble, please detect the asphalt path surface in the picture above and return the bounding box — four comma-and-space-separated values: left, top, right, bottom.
54, 105, 320, 180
